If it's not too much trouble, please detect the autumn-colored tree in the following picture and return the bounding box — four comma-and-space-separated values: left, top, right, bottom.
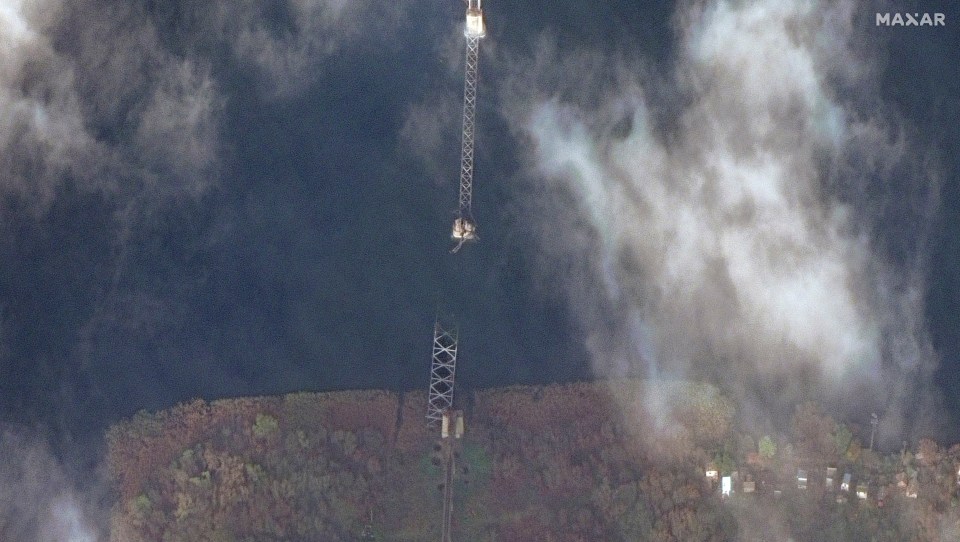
917, 438, 940, 468
791, 402, 837, 462
107, 382, 960, 542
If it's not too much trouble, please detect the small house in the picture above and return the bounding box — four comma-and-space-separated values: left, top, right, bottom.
840, 473, 851, 492
856, 484, 868, 500
906, 477, 919, 499
743, 479, 756, 493
705, 463, 719, 482
826, 467, 837, 489
721, 476, 732, 497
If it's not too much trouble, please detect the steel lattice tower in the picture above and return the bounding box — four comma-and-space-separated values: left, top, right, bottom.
426, 5, 488, 541
457, 34, 480, 221
426, 321, 458, 426
450, 0, 485, 252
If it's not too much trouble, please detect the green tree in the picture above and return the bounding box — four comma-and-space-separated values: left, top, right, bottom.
253, 413, 279, 438
714, 450, 735, 475
758, 435, 777, 460
833, 424, 853, 457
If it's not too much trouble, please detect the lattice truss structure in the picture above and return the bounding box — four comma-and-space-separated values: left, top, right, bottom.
457, 34, 480, 222
450, 0, 485, 251
426, 322, 458, 426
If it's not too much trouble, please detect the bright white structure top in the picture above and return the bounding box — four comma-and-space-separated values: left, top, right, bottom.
465, 0, 485, 38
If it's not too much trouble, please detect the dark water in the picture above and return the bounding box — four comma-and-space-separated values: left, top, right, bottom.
912, 31, 960, 421
0, 1, 957, 467
869, 3, 960, 417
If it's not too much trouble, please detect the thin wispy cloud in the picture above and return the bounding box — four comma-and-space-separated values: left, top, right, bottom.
0, 428, 105, 541
0, 0, 221, 216
0, 1, 405, 538
506, 0, 941, 439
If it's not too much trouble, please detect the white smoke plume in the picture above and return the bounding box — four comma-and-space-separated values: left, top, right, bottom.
0, 1, 398, 538
0, 0, 222, 217
0, 0, 391, 217
0, 428, 106, 541
505, 0, 942, 439
209, 0, 361, 97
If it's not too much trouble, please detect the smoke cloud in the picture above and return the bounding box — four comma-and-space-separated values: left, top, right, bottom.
0, 0, 950, 537
0, 0, 402, 217
0, 427, 107, 542
0, 1, 405, 538
207, 0, 404, 98
0, 0, 222, 217
506, 0, 942, 439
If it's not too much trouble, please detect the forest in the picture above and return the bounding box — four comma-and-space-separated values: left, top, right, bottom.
107, 381, 960, 541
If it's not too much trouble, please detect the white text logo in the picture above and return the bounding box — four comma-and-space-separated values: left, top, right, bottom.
876, 13, 946, 26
